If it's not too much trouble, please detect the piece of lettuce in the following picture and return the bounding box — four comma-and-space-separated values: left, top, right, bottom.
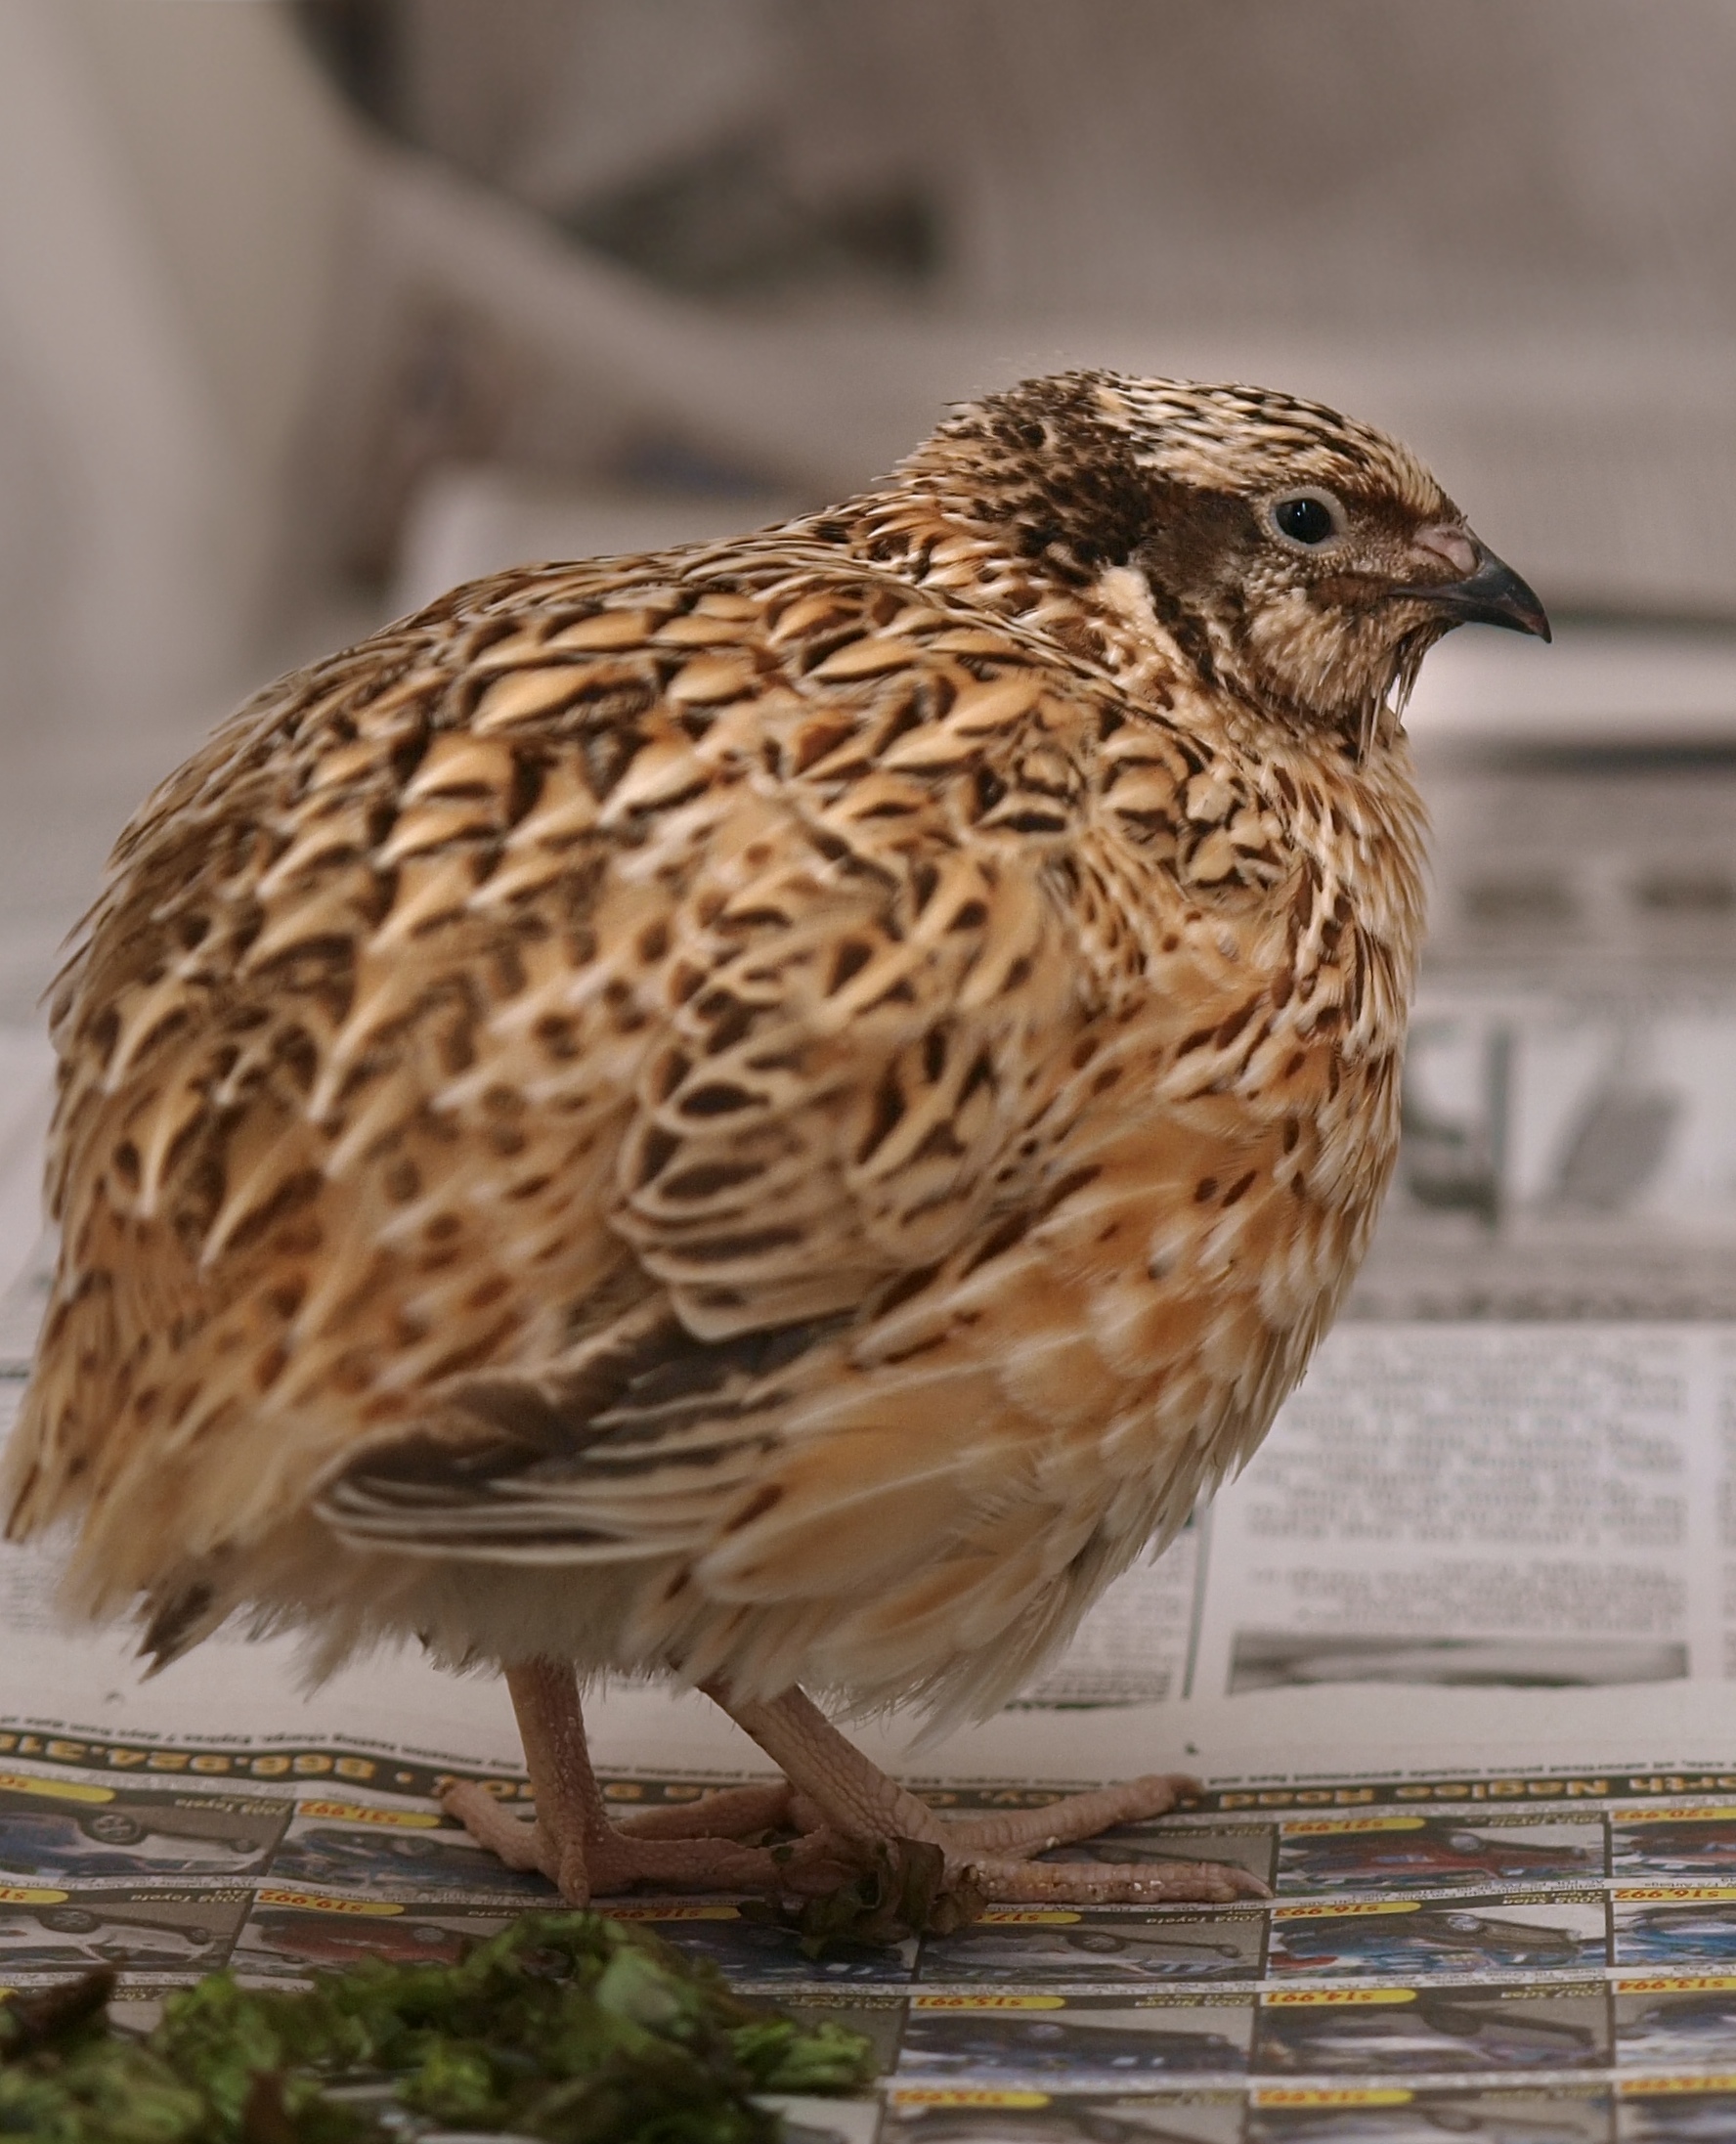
0, 1910, 877, 2142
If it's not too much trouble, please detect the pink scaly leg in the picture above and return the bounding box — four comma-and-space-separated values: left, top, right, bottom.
442, 1658, 823, 1902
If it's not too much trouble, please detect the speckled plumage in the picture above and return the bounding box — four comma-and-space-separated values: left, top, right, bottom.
4, 373, 1537, 1767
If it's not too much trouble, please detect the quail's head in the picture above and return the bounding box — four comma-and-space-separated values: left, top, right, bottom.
909, 370, 1549, 750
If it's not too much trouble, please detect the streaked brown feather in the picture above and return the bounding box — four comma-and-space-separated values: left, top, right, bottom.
3, 370, 1438, 1721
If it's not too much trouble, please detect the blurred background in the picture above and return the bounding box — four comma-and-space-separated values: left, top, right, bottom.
1, 0, 1735, 1313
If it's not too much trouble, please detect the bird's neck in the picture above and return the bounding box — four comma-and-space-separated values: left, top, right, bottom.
810, 481, 1177, 707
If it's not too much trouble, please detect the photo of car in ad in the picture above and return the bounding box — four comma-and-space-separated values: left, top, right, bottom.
0, 1777, 287, 1884
918, 1908, 1266, 1986
1610, 1813, 1736, 1881
1244, 2084, 1611, 2141
1275, 1818, 1606, 1896
0, 1886, 249, 1977
1613, 1977, 1736, 2066
1268, 1897, 1608, 1978
1254, 1984, 1609, 2074
229, 1892, 509, 1980
882, 2089, 1244, 2143
1611, 1894, 1736, 1968
1619, 2081, 1736, 2139
896, 1994, 1252, 2088
266, 1799, 556, 1900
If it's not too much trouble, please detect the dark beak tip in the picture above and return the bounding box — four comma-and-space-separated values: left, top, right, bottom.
1489, 591, 1552, 643
1415, 547, 1551, 644
1500, 589, 1552, 643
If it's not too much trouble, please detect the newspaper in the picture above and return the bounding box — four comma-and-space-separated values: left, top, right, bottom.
8, 1616, 1736, 2140
1343, 746, 1736, 1331
4, 965, 1736, 2137
1346, 984, 1736, 1324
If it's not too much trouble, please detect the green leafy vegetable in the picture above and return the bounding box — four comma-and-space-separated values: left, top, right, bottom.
0, 1911, 876, 2142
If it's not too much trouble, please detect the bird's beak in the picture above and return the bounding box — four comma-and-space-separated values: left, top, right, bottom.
1404, 538, 1551, 642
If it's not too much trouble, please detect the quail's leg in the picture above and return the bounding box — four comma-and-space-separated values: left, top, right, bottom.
442, 1659, 813, 1903
711, 1684, 1267, 1904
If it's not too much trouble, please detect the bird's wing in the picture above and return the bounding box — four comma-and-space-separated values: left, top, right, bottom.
12, 542, 1150, 1604
311, 566, 1121, 1571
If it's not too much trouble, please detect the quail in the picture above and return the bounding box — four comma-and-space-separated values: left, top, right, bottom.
3, 372, 1547, 1906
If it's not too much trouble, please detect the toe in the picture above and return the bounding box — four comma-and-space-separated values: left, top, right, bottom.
440, 1780, 556, 1879
964, 1854, 1268, 1905
612, 1780, 796, 1842
586, 1831, 788, 1897
940, 1772, 1202, 1857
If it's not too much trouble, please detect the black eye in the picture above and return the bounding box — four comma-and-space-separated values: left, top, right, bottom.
1269, 491, 1344, 547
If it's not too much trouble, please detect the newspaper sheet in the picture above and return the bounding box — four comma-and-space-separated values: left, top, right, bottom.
9, 1633, 1736, 2141
5, 980, 1736, 2138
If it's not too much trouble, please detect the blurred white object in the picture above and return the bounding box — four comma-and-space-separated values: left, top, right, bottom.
391, 464, 798, 616
0, 1, 356, 742
0, 1028, 54, 1303
1408, 622, 1736, 749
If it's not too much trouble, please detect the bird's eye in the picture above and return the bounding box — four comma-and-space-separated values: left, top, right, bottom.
1268, 489, 1346, 549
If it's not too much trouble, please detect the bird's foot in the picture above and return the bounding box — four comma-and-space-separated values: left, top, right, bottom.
441, 1773, 827, 1903
710, 1685, 1271, 1907
463, 1662, 1266, 1913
